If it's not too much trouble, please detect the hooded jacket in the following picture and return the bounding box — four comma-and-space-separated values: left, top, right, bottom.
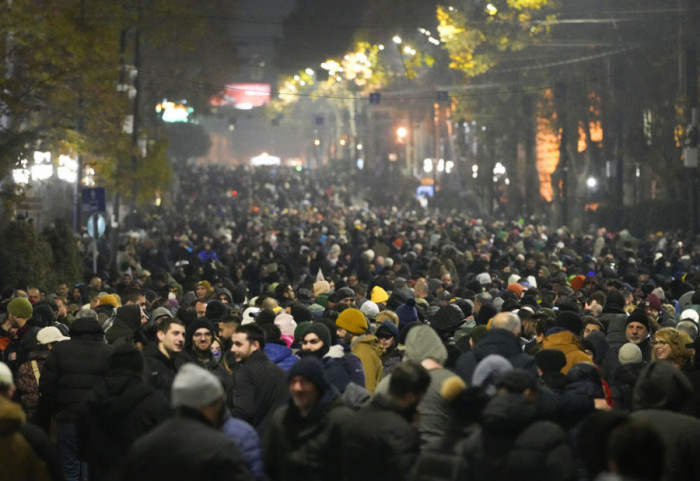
105, 304, 142, 346
375, 325, 456, 447
460, 392, 576, 481
76, 369, 171, 481
0, 397, 54, 481
631, 361, 700, 481
541, 328, 593, 375
350, 334, 383, 394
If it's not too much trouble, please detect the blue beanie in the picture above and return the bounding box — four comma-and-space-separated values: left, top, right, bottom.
394, 298, 418, 329
288, 357, 329, 393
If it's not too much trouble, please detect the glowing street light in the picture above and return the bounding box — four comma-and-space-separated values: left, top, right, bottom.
586, 176, 598, 189
392, 35, 402, 45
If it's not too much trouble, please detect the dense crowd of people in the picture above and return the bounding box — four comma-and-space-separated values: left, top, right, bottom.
2, 163, 700, 481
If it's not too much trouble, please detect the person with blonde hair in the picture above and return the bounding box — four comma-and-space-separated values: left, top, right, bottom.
652, 327, 694, 372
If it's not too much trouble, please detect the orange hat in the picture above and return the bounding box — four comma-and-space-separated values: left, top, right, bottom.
570, 275, 586, 292
507, 283, 524, 298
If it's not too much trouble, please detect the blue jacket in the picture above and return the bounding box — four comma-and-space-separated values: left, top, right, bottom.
264, 343, 299, 372
221, 411, 266, 481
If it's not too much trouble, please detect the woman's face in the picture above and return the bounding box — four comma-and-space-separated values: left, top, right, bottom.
653, 336, 672, 360
378, 335, 394, 351
195, 285, 208, 299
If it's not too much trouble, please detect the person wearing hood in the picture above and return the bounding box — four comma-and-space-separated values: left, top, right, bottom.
375, 321, 402, 376
374, 324, 459, 447
264, 357, 353, 481
105, 304, 146, 347
262, 324, 300, 372
541, 311, 593, 375
39, 317, 113, 481
631, 361, 700, 481
335, 308, 383, 393
598, 291, 628, 350
456, 312, 538, 383
459, 369, 576, 481
76, 344, 170, 481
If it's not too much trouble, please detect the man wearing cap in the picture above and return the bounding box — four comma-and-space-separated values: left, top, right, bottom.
4, 297, 36, 373
40, 317, 114, 481
265, 357, 353, 481
176, 318, 233, 400
15, 326, 69, 424
124, 363, 255, 481
336, 307, 383, 393
0, 361, 63, 481
230, 323, 289, 436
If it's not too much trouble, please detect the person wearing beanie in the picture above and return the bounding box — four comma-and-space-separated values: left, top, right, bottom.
644, 293, 676, 329
39, 316, 113, 480
535, 349, 567, 393
5, 297, 39, 373
195, 280, 214, 302
336, 308, 383, 394
609, 343, 645, 412
230, 323, 289, 437
265, 357, 353, 481
76, 344, 170, 481
394, 298, 418, 330
369, 285, 389, 304
333, 287, 356, 308
297, 322, 365, 394
289, 303, 313, 324
623, 308, 652, 362
124, 363, 255, 481
206, 299, 230, 323
360, 300, 380, 322
176, 319, 233, 398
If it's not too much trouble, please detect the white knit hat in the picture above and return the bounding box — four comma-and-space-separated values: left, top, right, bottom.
618, 343, 643, 365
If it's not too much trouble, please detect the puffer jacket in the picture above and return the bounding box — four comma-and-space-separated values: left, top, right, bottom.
39, 318, 113, 423
541, 328, 593, 374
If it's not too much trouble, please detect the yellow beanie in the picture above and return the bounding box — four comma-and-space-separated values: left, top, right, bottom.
335, 308, 368, 335
370, 286, 389, 304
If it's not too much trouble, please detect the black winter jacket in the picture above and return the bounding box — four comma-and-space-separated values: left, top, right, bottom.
39, 319, 113, 423
455, 329, 538, 383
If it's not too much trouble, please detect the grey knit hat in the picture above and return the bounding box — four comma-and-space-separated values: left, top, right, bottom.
618, 343, 643, 365
171, 363, 224, 409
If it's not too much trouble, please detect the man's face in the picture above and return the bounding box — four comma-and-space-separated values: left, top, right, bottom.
192, 328, 213, 353
159, 324, 185, 354
218, 322, 236, 341
347, 276, 358, 288
56, 283, 69, 298
583, 323, 601, 338
195, 301, 207, 318
523, 319, 537, 337
218, 294, 230, 304
301, 333, 324, 353
625, 322, 648, 344
441, 274, 452, 288
337, 296, 354, 307
133, 295, 147, 310
336, 327, 348, 342
231, 332, 257, 362
289, 376, 320, 415
26, 289, 39, 304
645, 307, 659, 320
